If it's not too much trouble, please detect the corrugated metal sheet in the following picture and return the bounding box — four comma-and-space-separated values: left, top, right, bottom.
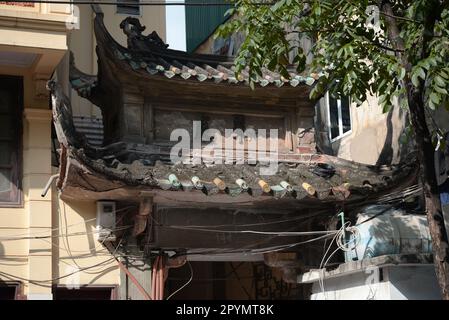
72, 116, 104, 146
185, 0, 230, 53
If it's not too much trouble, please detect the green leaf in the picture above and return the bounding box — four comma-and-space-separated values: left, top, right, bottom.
418, 67, 426, 80
430, 92, 441, 105
224, 8, 235, 17
382, 102, 391, 113
398, 67, 406, 81
249, 80, 255, 91
434, 86, 448, 95
412, 74, 420, 87
435, 75, 446, 87
270, 0, 285, 12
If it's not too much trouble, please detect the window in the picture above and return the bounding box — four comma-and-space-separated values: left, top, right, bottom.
0, 76, 22, 206
53, 286, 116, 300
117, 0, 140, 15
326, 93, 351, 142
0, 282, 21, 300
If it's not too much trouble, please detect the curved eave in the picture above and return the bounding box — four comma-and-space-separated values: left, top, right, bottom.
49, 77, 418, 207
57, 144, 418, 210
92, 10, 319, 96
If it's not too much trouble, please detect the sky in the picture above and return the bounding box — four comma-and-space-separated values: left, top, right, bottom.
165, 0, 187, 51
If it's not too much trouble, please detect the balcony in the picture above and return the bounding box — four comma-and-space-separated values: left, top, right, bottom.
0, 1, 74, 25
0, 1, 75, 103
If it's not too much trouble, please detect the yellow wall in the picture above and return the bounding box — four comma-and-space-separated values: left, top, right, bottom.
0, 2, 132, 299
51, 197, 119, 288
334, 96, 407, 165
0, 70, 120, 298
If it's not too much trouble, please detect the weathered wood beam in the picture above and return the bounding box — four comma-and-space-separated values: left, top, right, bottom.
133, 197, 153, 236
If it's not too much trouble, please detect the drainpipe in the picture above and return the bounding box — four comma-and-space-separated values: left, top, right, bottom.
41, 174, 59, 197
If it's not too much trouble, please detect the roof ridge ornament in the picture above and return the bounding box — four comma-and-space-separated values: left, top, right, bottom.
120, 17, 168, 51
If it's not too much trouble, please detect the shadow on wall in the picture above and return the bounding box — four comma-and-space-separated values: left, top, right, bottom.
376, 107, 409, 166
315, 100, 410, 165
353, 205, 432, 261
376, 109, 394, 165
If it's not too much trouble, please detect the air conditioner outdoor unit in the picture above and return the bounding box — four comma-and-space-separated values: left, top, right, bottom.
96, 201, 116, 242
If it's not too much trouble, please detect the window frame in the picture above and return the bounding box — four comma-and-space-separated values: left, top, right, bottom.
116, 0, 141, 16
0, 75, 23, 208
52, 285, 118, 300
0, 281, 24, 300
326, 91, 352, 143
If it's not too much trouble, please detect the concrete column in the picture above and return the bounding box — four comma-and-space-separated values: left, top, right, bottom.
23, 108, 53, 300
118, 238, 152, 300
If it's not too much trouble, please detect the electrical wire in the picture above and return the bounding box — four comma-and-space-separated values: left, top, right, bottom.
374, 184, 422, 204
156, 229, 335, 257
249, 232, 335, 254
0, 257, 116, 287
59, 198, 131, 272
148, 213, 338, 238
0, 224, 131, 241
317, 221, 360, 300
163, 232, 334, 258
165, 226, 337, 236
0, 205, 135, 239
166, 260, 193, 300
147, 213, 335, 257
165, 209, 330, 229
318, 225, 341, 299
0, 238, 125, 286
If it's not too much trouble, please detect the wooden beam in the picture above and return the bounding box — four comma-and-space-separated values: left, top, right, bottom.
133, 197, 153, 236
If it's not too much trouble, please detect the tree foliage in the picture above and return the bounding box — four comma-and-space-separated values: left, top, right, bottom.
218, 0, 449, 130
218, 0, 449, 298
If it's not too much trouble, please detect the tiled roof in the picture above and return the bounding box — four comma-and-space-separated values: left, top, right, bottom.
92, 6, 320, 88
48, 73, 417, 203
72, 146, 416, 202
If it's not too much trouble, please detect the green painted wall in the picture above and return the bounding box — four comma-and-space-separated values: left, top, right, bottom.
185, 0, 230, 53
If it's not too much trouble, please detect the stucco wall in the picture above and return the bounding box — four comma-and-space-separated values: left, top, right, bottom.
51, 196, 119, 288
0, 14, 67, 296
310, 265, 440, 300
0, 4, 123, 298
316, 94, 408, 165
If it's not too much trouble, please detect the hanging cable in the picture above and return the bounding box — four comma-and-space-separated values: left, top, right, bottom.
0, 224, 131, 241
0, 257, 116, 287
166, 260, 193, 300
164, 226, 338, 236
0, 205, 135, 239
317, 220, 360, 300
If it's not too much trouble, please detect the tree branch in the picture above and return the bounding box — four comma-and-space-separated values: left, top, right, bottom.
379, 11, 423, 24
